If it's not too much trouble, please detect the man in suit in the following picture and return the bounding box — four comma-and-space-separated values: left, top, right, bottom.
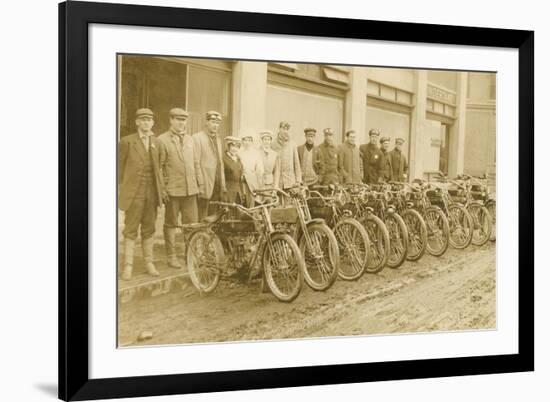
297, 128, 321, 187
118, 108, 164, 280
360, 129, 383, 184
271, 121, 302, 190
379, 136, 393, 182
158, 108, 203, 269
338, 130, 364, 184
317, 128, 341, 185
389, 137, 409, 182
193, 111, 227, 219
258, 130, 280, 190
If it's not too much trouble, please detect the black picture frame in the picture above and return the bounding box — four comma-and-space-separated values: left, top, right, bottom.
59, 1, 534, 400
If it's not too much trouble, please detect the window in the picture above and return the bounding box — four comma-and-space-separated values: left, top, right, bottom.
119, 56, 187, 137
366, 107, 411, 157
118, 56, 232, 138
266, 84, 344, 145
187, 65, 232, 136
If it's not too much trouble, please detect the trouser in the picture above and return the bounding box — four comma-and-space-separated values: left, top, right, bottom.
163, 195, 199, 228
122, 176, 157, 240
197, 178, 222, 219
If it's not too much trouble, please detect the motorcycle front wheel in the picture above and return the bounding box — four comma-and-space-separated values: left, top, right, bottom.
299, 222, 340, 291
263, 233, 304, 302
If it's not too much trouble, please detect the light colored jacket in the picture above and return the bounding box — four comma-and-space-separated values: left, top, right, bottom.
193, 130, 227, 199
259, 147, 280, 189
271, 139, 302, 189
158, 130, 203, 197
239, 147, 264, 191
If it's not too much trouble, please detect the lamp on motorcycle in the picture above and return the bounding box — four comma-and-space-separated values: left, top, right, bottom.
335, 189, 348, 206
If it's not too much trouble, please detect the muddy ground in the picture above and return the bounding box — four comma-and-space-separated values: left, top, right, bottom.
118, 242, 496, 346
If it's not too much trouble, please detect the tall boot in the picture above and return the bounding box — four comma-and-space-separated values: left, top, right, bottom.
121, 238, 134, 280
142, 237, 159, 277
164, 227, 181, 268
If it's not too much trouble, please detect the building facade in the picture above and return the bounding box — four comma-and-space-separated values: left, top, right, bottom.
118, 55, 496, 180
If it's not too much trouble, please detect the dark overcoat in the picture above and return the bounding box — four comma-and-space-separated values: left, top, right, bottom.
118, 133, 163, 211
379, 149, 393, 182
389, 148, 408, 182
222, 152, 245, 204
317, 142, 341, 185
360, 142, 383, 184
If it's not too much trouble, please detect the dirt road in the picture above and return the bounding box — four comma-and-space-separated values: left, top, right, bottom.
118, 243, 496, 346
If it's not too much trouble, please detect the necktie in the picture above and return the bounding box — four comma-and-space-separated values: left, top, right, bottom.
141, 135, 149, 152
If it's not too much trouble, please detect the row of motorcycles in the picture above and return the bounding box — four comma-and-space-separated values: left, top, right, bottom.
179, 173, 496, 302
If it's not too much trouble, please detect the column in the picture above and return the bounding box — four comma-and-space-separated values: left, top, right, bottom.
231, 61, 268, 140
409, 70, 428, 181
344, 67, 368, 143
448, 72, 468, 177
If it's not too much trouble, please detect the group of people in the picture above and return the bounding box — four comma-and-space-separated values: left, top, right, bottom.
118, 107, 409, 280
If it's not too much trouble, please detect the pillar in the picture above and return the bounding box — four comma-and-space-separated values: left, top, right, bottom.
448, 72, 468, 177
231, 61, 268, 141
409, 70, 428, 181
345, 67, 368, 143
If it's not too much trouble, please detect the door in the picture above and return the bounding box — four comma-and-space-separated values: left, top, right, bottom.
423, 119, 442, 178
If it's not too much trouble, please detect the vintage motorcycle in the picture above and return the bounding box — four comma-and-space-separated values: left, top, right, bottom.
345, 183, 391, 273
408, 179, 450, 257
427, 174, 473, 249
459, 174, 496, 242
450, 175, 493, 246
273, 184, 340, 291
182, 190, 305, 303
387, 182, 428, 261
367, 183, 409, 269
307, 184, 370, 281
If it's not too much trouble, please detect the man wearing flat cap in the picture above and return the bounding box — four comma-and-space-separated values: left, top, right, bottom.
239, 133, 264, 206
360, 128, 384, 184
317, 127, 342, 185
379, 136, 393, 182
118, 108, 164, 280
193, 111, 227, 219
297, 128, 321, 187
158, 108, 203, 268
389, 137, 408, 182
338, 130, 364, 184
258, 130, 280, 190
271, 121, 302, 190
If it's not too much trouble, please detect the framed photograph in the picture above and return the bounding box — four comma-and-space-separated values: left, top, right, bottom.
59, 1, 534, 400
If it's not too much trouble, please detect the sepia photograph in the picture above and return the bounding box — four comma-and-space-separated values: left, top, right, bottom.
116, 54, 497, 347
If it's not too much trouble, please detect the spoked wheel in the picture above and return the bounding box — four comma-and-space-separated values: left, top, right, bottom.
424, 207, 450, 257
402, 209, 428, 261
385, 213, 409, 269
299, 222, 340, 291
263, 233, 304, 302
468, 203, 493, 246
362, 214, 390, 274
448, 204, 473, 249
186, 229, 224, 293
486, 200, 496, 242
333, 218, 369, 281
